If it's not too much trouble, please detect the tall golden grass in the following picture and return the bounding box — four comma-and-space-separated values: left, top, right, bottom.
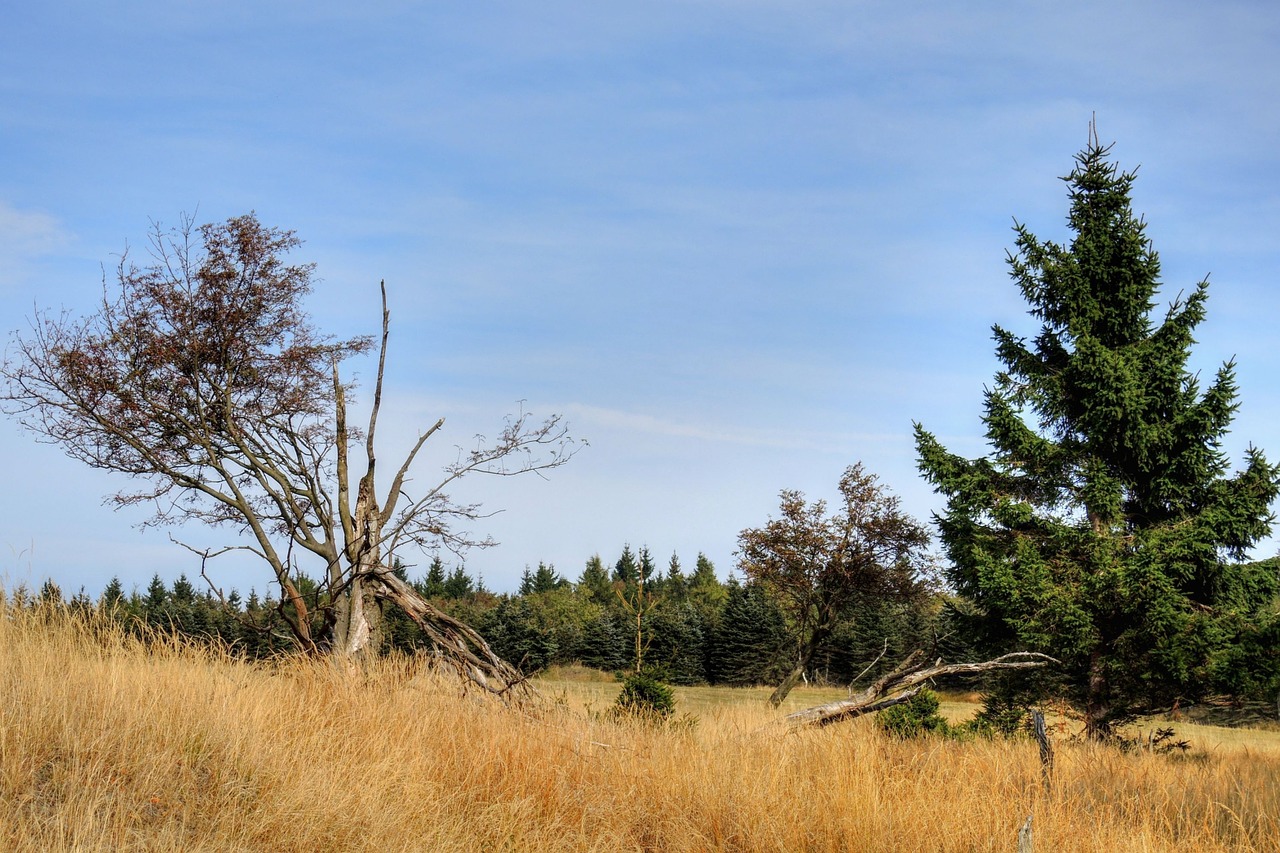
2, 603, 1277, 852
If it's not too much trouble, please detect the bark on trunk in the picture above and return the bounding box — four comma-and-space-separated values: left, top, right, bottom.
331, 472, 388, 658
331, 569, 385, 658
319, 285, 544, 700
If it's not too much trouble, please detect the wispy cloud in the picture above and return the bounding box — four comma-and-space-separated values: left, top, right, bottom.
0, 202, 70, 286
564, 402, 903, 453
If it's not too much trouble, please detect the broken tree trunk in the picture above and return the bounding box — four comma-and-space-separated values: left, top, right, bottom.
374, 569, 535, 704
783, 651, 1057, 729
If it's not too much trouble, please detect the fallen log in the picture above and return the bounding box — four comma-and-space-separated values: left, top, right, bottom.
784, 651, 1057, 728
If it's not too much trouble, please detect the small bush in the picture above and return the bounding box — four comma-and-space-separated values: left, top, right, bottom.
613, 669, 676, 721
968, 693, 1030, 738
877, 689, 955, 739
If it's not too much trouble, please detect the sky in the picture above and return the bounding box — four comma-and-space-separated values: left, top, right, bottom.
3, 1, 1280, 598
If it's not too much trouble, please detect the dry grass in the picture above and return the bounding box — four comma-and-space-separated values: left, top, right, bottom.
3, 606, 1279, 852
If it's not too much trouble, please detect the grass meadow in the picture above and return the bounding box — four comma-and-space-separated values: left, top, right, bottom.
3, 604, 1279, 852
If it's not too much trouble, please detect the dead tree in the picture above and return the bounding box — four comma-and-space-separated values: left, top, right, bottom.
1, 214, 579, 697
783, 651, 1057, 728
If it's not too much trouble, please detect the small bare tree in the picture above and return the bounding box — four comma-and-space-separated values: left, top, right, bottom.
738, 463, 932, 707
1, 213, 579, 696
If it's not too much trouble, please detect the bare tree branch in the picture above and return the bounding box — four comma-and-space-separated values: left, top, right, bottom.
783, 651, 1059, 729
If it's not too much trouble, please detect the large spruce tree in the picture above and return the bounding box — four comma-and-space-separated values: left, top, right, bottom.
915, 136, 1280, 739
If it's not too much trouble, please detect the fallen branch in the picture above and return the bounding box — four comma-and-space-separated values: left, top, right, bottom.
784, 651, 1057, 728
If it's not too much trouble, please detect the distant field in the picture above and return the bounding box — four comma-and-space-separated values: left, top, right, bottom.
4, 610, 1279, 852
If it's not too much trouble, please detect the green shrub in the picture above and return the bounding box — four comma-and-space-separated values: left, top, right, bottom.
877, 689, 954, 739
613, 669, 676, 721
968, 694, 1030, 738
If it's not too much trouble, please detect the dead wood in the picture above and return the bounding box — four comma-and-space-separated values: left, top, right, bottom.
783, 651, 1057, 728
374, 569, 537, 704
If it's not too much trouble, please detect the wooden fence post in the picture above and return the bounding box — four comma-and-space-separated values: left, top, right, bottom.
1032, 709, 1053, 795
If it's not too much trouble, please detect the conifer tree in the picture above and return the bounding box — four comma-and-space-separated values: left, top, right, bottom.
420, 556, 447, 598
38, 579, 64, 606
687, 553, 726, 617
576, 555, 613, 605
637, 547, 658, 587
708, 580, 787, 686
612, 544, 639, 586
171, 574, 196, 605
531, 562, 567, 593
100, 577, 125, 611
442, 566, 476, 600
664, 553, 688, 602
143, 574, 168, 623
646, 601, 706, 684
915, 135, 1280, 738
578, 609, 628, 671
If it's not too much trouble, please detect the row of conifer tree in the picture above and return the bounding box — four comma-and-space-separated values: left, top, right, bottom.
14, 545, 958, 689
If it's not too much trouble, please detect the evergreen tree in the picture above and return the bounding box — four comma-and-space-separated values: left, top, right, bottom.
576, 554, 613, 605
613, 544, 639, 586
100, 576, 125, 611
637, 546, 658, 588
420, 556, 447, 599
708, 580, 787, 686
39, 578, 64, 605
916, 136, 1280, 738
646, 601, 706, 684
578, 608, 629, 672
143, 574, 168, 625
70, 586, 93, 613
171, 573, 196, 605
530, 562, 567, 594
687, 553, 726, 620
686, 553, 727, 672
481, 595, 559, 673
664, 553, 688, 602
442, 566, 476, 600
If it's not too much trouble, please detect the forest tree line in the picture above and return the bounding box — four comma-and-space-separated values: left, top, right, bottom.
12, 544, 960, 690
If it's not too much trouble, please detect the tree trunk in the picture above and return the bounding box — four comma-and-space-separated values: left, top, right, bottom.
331, 569, 385, 658
769, 662, 809, 708
374, 570, 533, 702
1085, 650, 1112, 741
768, 619, 835, 708
331, 474, 386, 658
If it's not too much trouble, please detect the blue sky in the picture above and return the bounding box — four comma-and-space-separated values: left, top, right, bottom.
3, 1, 1279, 597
